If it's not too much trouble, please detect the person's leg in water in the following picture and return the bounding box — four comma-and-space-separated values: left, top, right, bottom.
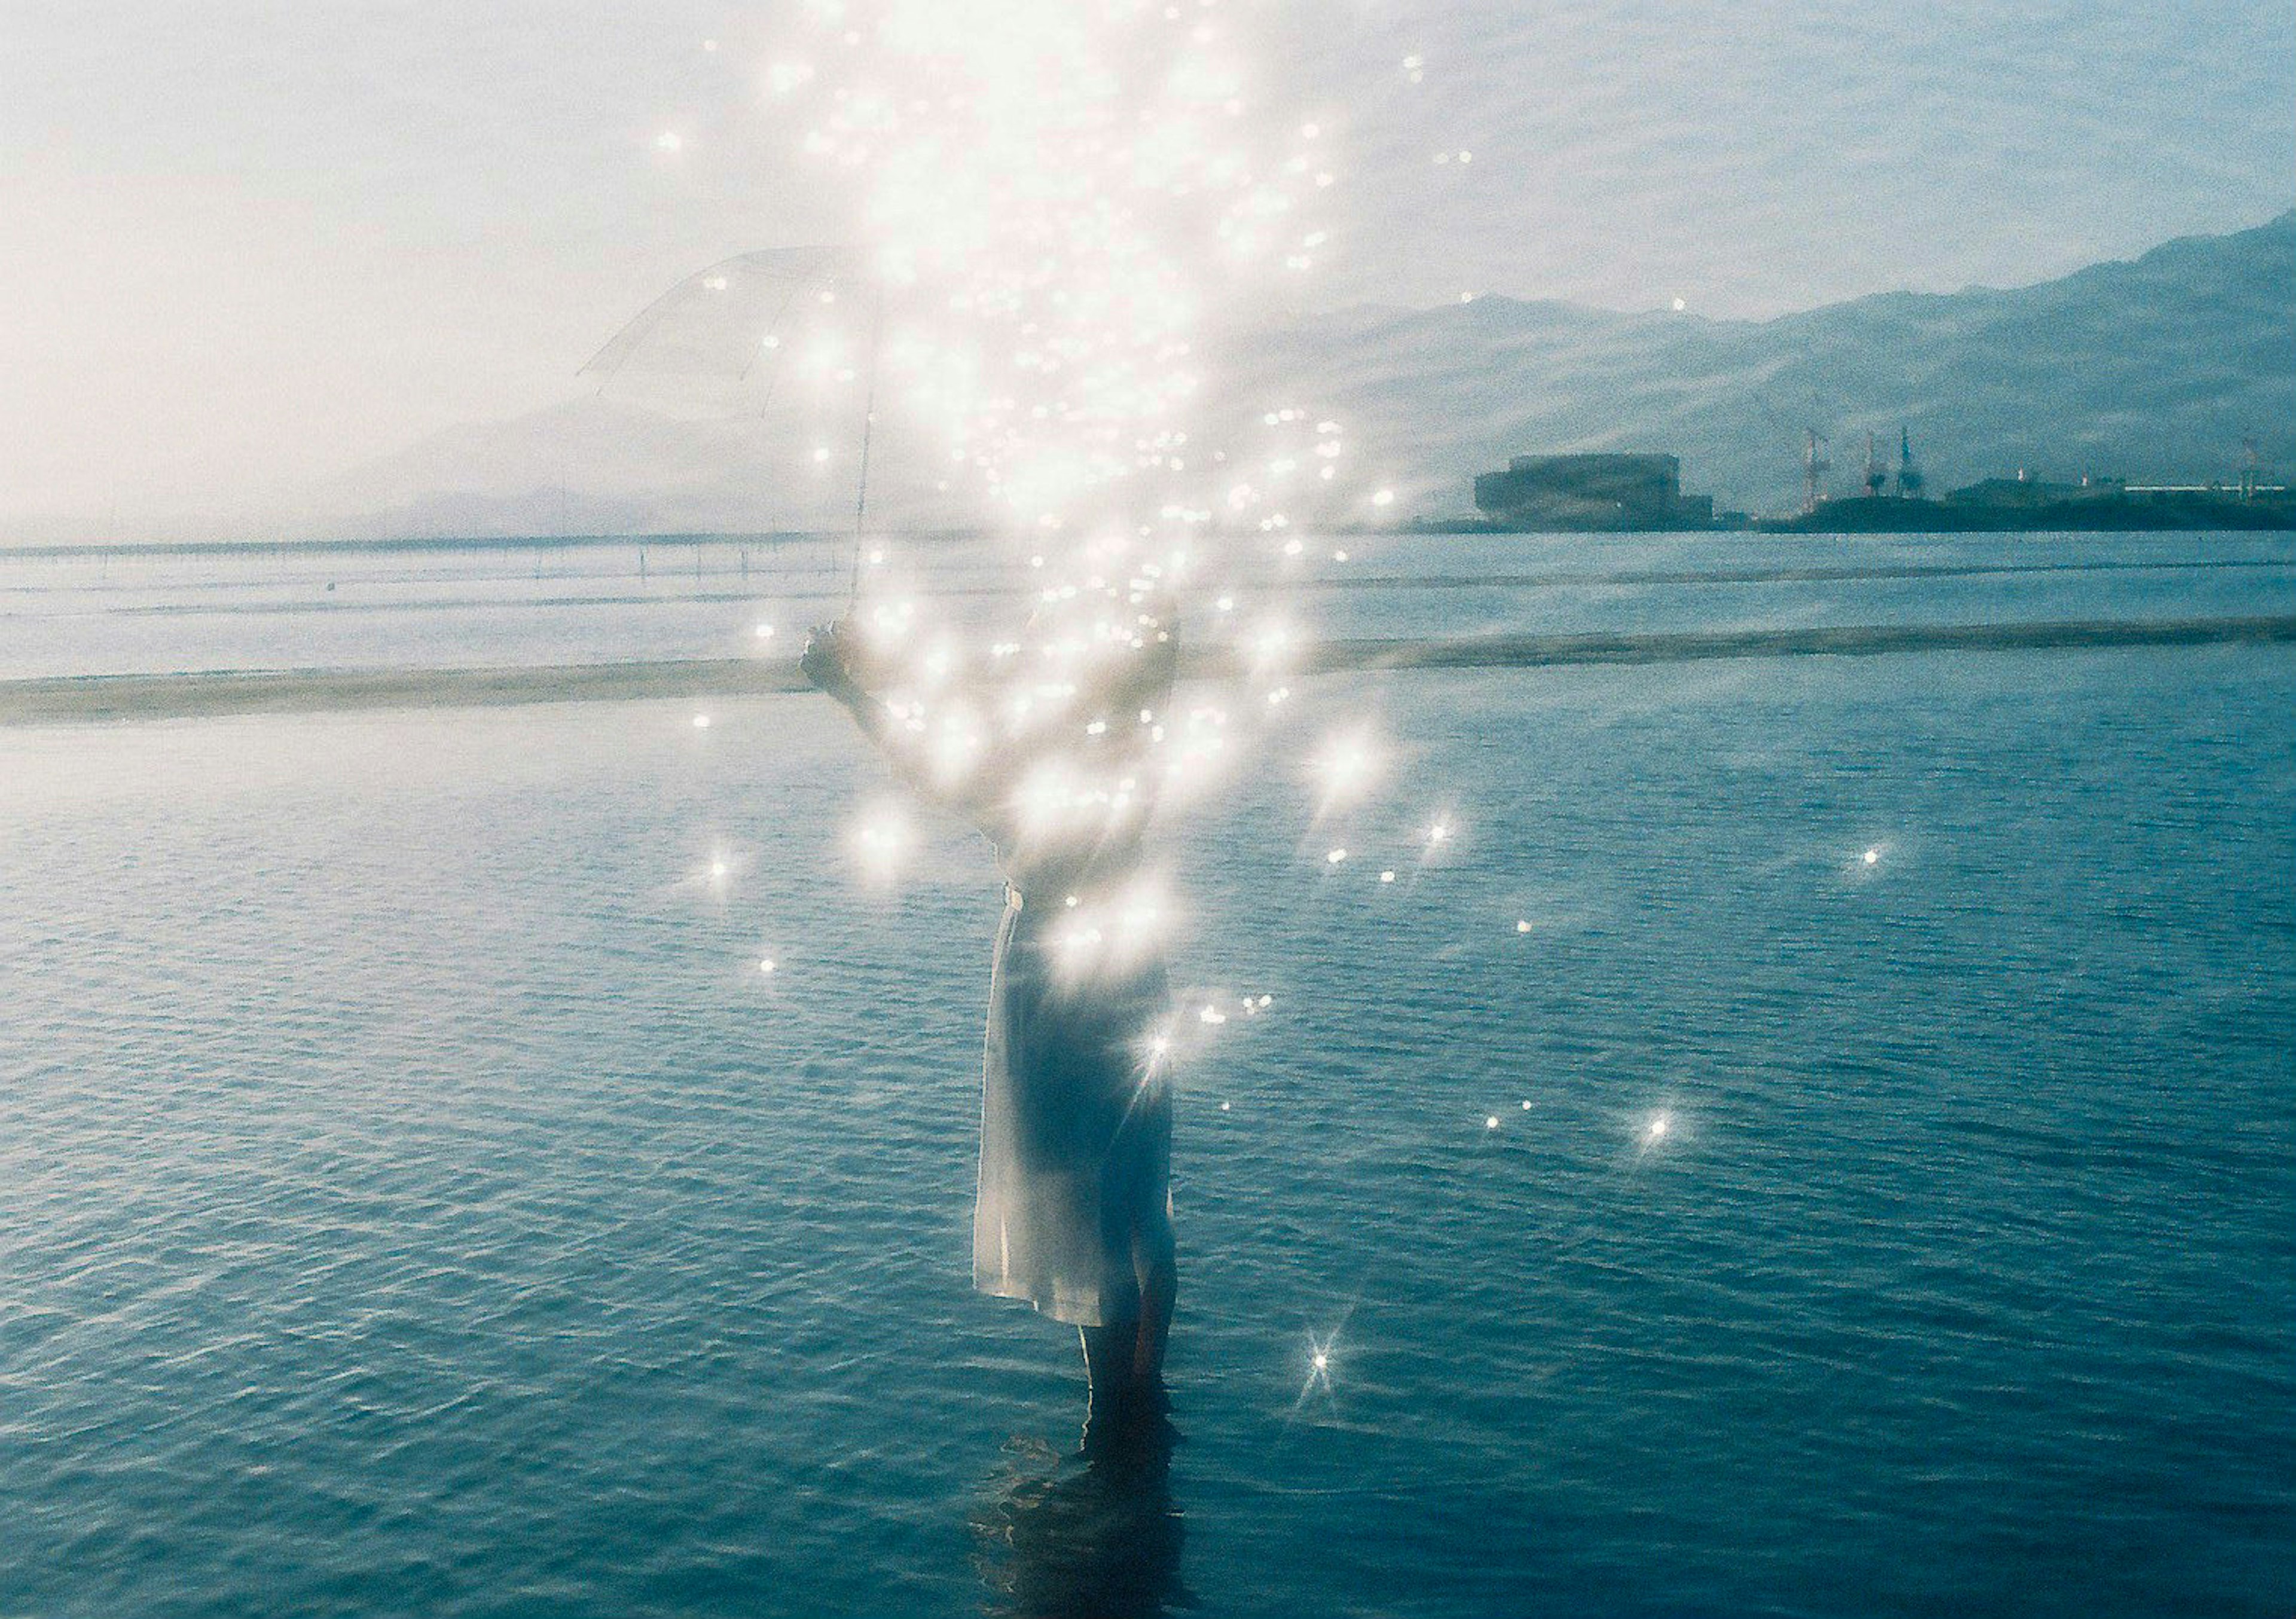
1079, 1204, 1177, 1445
1080, 1313, 1140, 1429
1129, 1200, 1176, 1390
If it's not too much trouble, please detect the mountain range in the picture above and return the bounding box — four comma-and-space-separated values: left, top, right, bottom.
310, 207, 2295, 537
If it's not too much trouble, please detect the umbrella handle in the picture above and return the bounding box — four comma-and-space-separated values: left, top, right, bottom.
847, 287, 884, 609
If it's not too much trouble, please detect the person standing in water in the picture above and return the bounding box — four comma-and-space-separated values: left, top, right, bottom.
802, 592, 1179, 1442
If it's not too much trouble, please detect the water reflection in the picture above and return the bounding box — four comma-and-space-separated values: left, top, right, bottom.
974, 1417, 1192, 1617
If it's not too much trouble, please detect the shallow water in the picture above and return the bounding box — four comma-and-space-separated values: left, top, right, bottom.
3, 528, 2292, 679
3, 545, 2293, 1617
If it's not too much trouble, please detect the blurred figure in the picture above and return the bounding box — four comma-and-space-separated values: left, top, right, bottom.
804, 592, 1180, 1440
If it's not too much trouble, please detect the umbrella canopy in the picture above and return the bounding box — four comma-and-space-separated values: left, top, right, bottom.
575, 245, 908, 551
581, 245, 869, 388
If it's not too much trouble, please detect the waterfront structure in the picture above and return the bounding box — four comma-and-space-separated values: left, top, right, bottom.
1473, 453, 1716, 530
1764, 474, 2292, 532
1946, 473, 2123, 507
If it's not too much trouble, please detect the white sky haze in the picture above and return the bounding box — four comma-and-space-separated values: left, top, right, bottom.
3, 1, 2289, 534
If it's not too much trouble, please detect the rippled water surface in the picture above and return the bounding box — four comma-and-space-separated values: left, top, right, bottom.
3, 543, 2292, 1617
3, 527, 2292, 678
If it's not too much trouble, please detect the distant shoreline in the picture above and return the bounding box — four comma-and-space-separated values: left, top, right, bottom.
7, 615, 2290, 726
0, 530, 908, 562
10, 514, 2296, 561
14, 553, 2280, 623
1417, 500, 2296, 537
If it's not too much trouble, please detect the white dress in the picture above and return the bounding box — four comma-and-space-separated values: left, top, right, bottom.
973, 842, 1174, 1328
808, 628, 1177, 1328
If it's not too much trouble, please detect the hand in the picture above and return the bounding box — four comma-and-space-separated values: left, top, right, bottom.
799, 620, 855, 692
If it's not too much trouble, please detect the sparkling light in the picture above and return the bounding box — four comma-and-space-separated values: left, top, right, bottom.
1051, 872, 1179, 985
1299, 1328, 1338, 1403
1247, 615, 1302, 674
780, 0, 1340, 546
743, 2, 1448, 995
848, 799, 918, 885
1308, 724, 1386, 811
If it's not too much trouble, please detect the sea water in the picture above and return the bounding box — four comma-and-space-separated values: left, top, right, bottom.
2, 527, 2293, 679
2, 534, 2291, 1616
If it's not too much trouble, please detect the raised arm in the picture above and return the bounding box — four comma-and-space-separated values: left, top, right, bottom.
802, 620, 1027, 832
804, 613, 1181, 861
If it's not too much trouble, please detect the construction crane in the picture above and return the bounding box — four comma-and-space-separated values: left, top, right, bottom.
1805, 429, 1832, 514
1896, 426, 1925, 499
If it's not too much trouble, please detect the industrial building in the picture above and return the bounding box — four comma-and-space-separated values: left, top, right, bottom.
1472, 453, 1717, 530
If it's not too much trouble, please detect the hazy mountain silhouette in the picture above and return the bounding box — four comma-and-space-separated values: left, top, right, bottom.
1224, 206, 2296, 517
314, 208, 2295, 535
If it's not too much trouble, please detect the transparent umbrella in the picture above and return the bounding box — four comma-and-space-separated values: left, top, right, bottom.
582, 246, 886, 589
580, 245, 869, 392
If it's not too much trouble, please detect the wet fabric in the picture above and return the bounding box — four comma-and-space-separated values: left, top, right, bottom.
973, 880, 1173, 1326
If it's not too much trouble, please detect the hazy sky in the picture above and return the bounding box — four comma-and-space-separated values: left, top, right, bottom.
4, 1, 2289, 531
